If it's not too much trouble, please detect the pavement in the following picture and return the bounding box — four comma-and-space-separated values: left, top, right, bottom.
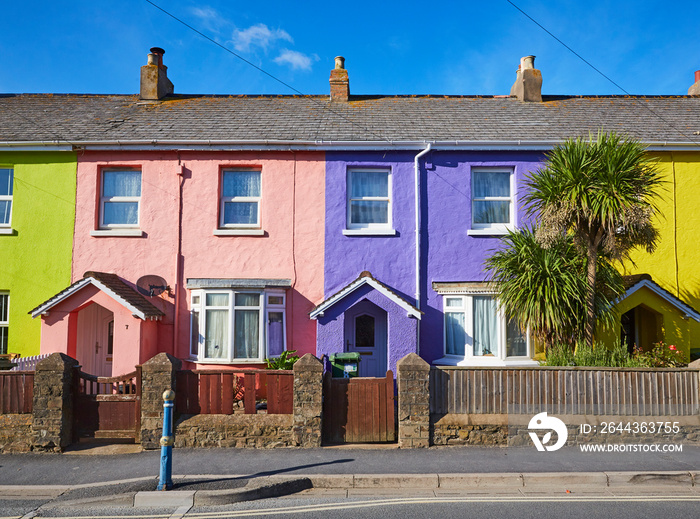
1, 443, 699, 510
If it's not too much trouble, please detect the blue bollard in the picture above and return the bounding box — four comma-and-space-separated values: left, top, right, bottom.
157, 389, 175, 491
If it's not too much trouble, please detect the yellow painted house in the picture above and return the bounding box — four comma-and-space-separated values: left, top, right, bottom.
606, 152, 700, 361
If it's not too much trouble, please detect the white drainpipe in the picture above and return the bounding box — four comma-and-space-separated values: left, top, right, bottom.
414, 143, 432, 354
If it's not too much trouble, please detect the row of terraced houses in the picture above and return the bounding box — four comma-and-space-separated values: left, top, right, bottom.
2, 49, 700, 378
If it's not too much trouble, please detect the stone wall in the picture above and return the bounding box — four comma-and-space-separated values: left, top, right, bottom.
397, 353, 430, 448
31, 353, 79, 452
292, 354, 323, 448
174, 414, 295, 448
0, 414, 33, 453
141, 353, 181, 449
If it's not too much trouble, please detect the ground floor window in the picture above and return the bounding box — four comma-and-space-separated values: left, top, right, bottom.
189, 290, 285, 363
442, 293, 531, 365
0, 293, 7, 354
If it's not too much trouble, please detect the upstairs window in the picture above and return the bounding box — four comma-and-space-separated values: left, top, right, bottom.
100, 169, 141, 228
471, 168, 514, 233
0, 293, 8, 354
220, 170, 261, 228
0, 168, 13, 228
347, 169, 391, 231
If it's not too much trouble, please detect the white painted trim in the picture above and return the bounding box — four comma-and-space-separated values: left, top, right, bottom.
90, 229, 144, 237
467, 229, 511, 236
342, 229, 397, 236
432, 355, 539, 367
619, 279, 700, 322
0, 228, 14, 235
213, 229, 265, 236
310, 276, 421, 320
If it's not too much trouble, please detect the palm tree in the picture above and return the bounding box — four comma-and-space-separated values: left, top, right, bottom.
524, 132, 662, 348
485, 228, 623, 349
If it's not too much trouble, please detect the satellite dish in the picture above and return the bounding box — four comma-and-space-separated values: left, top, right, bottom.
136, 275, 169, 297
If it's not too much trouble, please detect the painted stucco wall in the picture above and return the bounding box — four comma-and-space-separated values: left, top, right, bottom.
0, 152, 76, 357
623, 152, 700, 318
71, 150, 324, 371
323, 150, 542, 365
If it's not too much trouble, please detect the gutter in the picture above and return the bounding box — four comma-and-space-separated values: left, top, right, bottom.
1, 139, 699, 152
414, 143, 432, 355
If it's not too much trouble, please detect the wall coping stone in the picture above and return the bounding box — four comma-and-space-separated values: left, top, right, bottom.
397, 353, 430, 371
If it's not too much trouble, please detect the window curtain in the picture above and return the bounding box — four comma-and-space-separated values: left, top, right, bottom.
223, 171, 260, 197
103, 170, 141, 225
204, 309, 228, 359
103, 170, 141, 197
350, 171, 388, 224
473, 297, 498, 356
234, 310, 259, 359
445, 312, 466, 356
267, 312, 284, 357
223, 201, 257, 225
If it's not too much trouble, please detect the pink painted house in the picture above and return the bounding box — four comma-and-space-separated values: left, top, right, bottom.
31, 49, 325, 376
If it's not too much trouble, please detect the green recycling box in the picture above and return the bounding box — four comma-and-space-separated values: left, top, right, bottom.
329, 352, 361, 378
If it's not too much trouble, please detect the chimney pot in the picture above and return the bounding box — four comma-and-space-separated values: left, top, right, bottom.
689, 69, 700, 96
510, 55, 542, 102
140, 46, 174, 100
329, 56, 350, 102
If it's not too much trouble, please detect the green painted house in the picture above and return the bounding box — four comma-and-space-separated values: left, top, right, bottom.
0, 151, 76, 357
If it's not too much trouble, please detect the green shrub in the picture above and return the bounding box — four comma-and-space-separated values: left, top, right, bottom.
542, 341, 651, 367
265, 349, 300, 370
632, 342, 686, 368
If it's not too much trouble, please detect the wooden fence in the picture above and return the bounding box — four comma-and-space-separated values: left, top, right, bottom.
0, 371, 34, 414
176, 369, 293, 415
430, 367, 700, 416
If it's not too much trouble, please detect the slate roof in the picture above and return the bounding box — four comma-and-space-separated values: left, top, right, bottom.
2, 93, 700, 146
30, 271, 165, 320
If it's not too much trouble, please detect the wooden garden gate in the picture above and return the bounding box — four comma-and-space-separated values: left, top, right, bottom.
322, 371, 395, 443
73, 367, 141, 441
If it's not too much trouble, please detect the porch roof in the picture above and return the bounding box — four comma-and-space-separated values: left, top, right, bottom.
310, 271, 421, 320
30, 271, 165, 320
619, 277, 700, 322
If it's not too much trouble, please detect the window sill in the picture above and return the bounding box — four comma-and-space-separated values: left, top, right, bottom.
433, 355, 539, 367
0, 227, 14, 235
467, 228, 513, 236
90, 229, 144, 237
213, 229, 265, 236
191, 358, 265, 365
342, 228, 397, 236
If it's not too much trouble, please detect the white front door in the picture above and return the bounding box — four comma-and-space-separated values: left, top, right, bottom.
344, 300, 387, 377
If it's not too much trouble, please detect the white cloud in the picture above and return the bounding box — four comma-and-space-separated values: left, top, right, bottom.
274, 49, 317, 71
232, 24, 293, 53
190, 6, 227, 33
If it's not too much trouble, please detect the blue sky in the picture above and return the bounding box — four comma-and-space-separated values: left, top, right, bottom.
1, 1, 699, 96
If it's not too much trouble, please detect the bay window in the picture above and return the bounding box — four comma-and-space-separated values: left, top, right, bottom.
189, 289, 285, 363
439, 290, 535, 366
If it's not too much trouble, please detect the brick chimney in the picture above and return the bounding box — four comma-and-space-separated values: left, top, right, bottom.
510, 55, 542, 102
140, 47, 174, 101
688, 70, 700, 96
329, 56, 349, 102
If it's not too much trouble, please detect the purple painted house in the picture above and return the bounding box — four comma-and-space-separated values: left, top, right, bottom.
312, 150, 543, 375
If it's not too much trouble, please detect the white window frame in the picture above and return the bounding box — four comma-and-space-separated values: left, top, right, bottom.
438, 292, 536, 367
0, 293, 8, 355
345, 168, 393, 233
0, 167, 13, 231
99, 168, 142, 230
189, 289, 286, 364
469, 167, 515, 235
219, 169, 262, 230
